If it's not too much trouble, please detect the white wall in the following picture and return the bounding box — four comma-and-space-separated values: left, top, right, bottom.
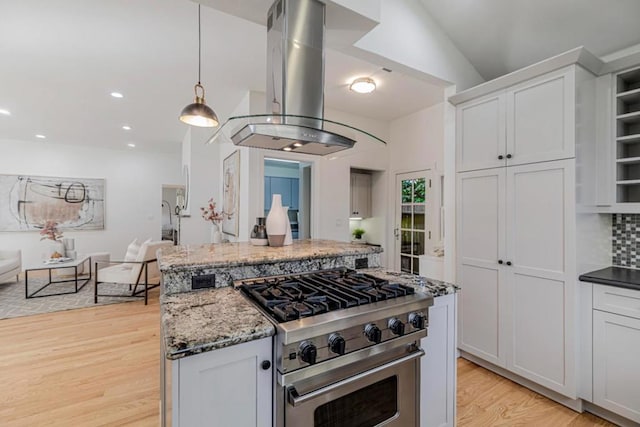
345, 0, 484, 91
0, 139, 181, 266
386, 101, 447, 270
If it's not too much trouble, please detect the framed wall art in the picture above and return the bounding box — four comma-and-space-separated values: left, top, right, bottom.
222, 150, 240, 236
0, 174, 105, 231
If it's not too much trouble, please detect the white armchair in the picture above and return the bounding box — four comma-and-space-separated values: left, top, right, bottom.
0, 250, 21, 284
94, 241, 172, 304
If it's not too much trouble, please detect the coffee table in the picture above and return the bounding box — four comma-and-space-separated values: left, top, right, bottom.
25, 255, 92, 298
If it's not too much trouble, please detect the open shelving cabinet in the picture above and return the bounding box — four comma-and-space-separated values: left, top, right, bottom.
615, 66, 640, 202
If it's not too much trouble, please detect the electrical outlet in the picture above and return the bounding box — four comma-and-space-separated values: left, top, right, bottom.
192, 274, 216, 290
355, 258, 368, 269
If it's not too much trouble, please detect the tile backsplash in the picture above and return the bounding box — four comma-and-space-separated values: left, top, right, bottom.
612, 214, 640, 267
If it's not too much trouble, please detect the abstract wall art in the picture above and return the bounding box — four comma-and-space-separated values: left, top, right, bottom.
0, 174, 105, 232
222, 150, 240, 236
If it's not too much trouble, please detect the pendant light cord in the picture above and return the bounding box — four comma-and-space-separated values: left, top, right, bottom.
198, 4, 201, 85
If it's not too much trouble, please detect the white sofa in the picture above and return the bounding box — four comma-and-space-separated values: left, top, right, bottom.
95, 241, 172, 304
0, 250, 21, 284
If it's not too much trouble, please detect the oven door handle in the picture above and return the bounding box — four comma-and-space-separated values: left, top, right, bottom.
288, 348, 425, 407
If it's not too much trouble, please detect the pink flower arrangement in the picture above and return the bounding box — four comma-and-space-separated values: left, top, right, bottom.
39, 220, 63, 241
200, 198, 224, 224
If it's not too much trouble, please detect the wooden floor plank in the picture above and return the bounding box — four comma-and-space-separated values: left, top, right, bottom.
0, 292, 619, 426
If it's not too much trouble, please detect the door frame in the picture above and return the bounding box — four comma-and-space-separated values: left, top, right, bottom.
394, 169, 432, 273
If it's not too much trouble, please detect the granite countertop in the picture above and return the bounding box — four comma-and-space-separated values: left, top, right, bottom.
360, 268, 459, 297
162, 287, 275, 360
158, 239, 382, 272
161, 267, 458, 360
579, 266, 640, 291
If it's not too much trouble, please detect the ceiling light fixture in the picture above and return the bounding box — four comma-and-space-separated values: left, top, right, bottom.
293, 142, 303, 147
127, 143, 136, 148
110, 92, 124, 98
122, 125, 132, 130
349, 77, 376, 94
283, 146, 292, 151
179, 4, 219, 128
35, 134, 46, 139
0, 109, 11, 116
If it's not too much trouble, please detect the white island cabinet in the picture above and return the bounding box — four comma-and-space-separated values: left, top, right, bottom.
421, 293, 457, 427
592, 285, 640, 423
168, 337, 273, 427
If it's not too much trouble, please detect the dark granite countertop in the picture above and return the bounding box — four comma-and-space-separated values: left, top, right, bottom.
579, 266, 640, 291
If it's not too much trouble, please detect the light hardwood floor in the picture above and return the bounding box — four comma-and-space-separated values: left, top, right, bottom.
0, 293, 617, 426
457, 358, 614, 426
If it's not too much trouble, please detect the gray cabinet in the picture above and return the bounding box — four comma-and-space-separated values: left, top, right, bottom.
350, 172, 371, 218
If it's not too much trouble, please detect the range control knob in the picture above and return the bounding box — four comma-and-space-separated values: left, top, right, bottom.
299, 341, 317, 365
409, 313, 426, 329
328, 333, 346, 355
388, 318, 405, 336
364, 323, 382, 344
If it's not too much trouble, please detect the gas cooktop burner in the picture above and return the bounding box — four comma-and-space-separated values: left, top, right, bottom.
239, 268, 415, 322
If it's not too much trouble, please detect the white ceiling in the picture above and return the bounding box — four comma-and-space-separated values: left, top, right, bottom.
0, 0, 443, 153
420, 0, 640, 81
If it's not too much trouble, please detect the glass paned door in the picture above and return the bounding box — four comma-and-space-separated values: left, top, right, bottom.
396, 172, 430, 274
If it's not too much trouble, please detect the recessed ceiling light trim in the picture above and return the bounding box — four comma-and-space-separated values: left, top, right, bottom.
0, 109, 11, 116
349, 77, 376, 94
110, 92, 124, 98
35, 134, 46, 139
127, 143, 136, 148
122, 125, 132, 130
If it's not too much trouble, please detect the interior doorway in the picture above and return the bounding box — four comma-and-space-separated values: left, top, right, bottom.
264, 158, 312, 239
161, 185, 184, 245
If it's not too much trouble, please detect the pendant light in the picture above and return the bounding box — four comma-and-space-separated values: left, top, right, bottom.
179, 4, 219, 127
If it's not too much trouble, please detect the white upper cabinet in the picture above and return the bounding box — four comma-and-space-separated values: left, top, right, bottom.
457, 93, 506, 172
350, 172, 372, 219
507, 69, 575, 166
457, 67, 576, 172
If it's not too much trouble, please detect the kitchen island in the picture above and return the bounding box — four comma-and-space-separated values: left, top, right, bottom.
159, 240, 458, 427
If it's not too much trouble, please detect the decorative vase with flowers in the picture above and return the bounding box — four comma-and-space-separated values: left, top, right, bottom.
40, 220, 66, 260
201, 198, 224, 244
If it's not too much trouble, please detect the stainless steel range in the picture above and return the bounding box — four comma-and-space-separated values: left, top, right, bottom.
238, 267, 434, 427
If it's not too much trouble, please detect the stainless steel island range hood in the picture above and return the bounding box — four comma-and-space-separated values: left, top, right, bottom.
207, 0, 386, 155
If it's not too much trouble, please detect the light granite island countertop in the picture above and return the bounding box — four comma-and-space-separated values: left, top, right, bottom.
160, 266, 458, 359
158, 239, 383, 294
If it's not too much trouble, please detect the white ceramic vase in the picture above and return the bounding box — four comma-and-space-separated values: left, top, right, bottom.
283, 206, 293, 246
210, 222, 222, 244
266, 194, 287, 247
42, 239, 65, 260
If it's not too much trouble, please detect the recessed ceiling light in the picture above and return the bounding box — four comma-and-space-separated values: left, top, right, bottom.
349, 77, 376, 94
283, 147, 292, 151
0, 109, 11, 116
293, 142, 303, 147
127, 143, 136, 148
122, 125, 132, 130
35, 134, 46, 139
110, 92, 124, 98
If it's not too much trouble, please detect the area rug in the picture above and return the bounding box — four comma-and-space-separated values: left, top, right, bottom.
0, 277, 152, 320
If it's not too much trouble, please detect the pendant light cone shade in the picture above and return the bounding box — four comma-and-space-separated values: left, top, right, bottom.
179, 5, 219, 128
180, 83, 219, 127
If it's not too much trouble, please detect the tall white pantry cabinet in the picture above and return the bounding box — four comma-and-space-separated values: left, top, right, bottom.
452, 53, 609, 404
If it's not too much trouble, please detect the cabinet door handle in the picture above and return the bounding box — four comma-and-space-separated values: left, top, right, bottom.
506, 154, 512, 159
506, 261, 512, 266
498, 155, 504, 160
498, 260, 503, 264
261, 360, 271, 370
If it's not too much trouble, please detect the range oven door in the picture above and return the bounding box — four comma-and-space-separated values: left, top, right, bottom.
283, 348, 423, 427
